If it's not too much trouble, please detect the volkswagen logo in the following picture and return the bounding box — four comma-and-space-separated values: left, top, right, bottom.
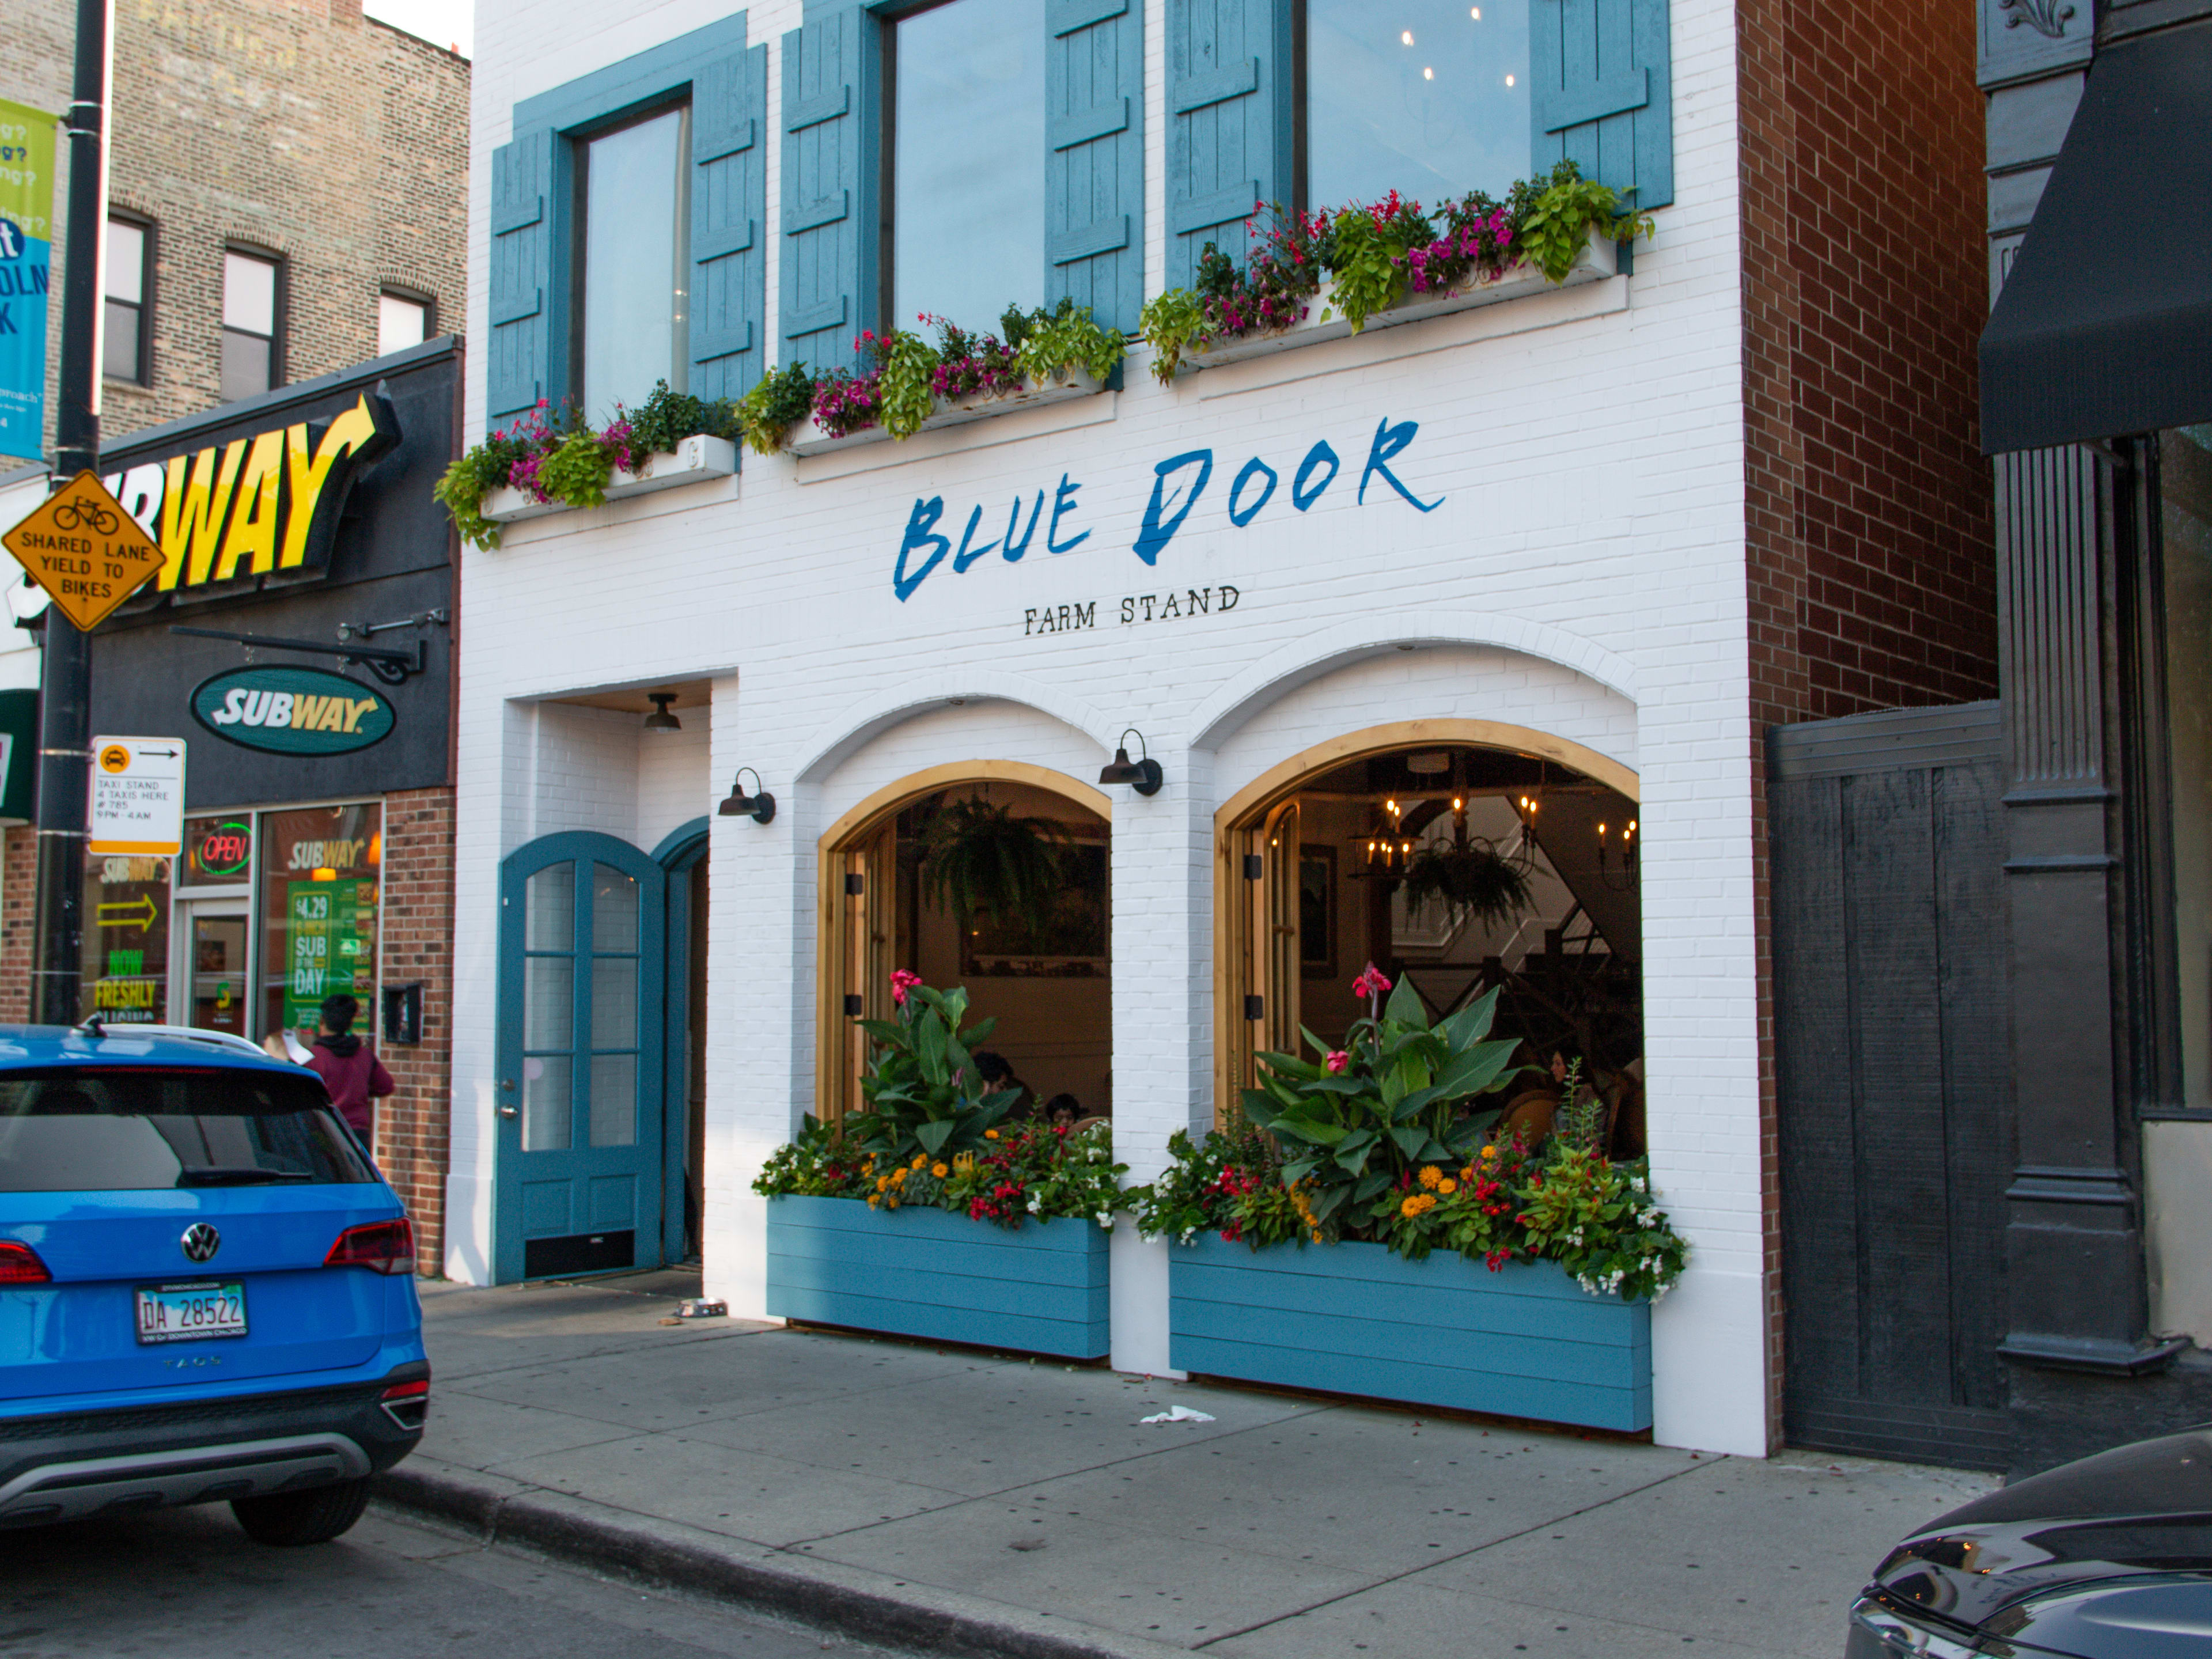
180, 1222, 221, 1264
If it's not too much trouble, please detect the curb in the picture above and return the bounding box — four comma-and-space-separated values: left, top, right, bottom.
371, 1461, 1196, 1659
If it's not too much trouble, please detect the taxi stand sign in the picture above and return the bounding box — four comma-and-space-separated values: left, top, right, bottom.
88, 737, 185, 857
0, 470, 167, 632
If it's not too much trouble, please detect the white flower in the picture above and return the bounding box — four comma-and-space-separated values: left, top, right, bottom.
1096, 1212, 1113, 1230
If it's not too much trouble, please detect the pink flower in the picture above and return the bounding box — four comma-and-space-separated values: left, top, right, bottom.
1325, 1051, 1350, 1074
1351, 963, 1393, 1001
890, 969, 923, 1006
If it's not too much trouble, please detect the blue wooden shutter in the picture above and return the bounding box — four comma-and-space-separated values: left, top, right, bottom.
1046, 0, 1143, 332
692, 43, 768, 403
1165, 0, 1291, 289
488, 128, 555, 422
1531, 0, 1673, 211
781, 10, 868, 373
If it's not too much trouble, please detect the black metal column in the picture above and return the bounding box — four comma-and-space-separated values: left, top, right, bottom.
32, 0, 111, 1025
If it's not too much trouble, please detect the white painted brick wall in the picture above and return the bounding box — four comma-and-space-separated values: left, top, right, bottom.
457, 0, 1764, 1455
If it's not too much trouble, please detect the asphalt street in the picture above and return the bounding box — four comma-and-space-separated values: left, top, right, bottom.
0, 1502, 895, 1659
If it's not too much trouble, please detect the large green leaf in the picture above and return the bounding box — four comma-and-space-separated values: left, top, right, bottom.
1240, 1090, 1282, 1127
1440, 987, 1501, 1051
1391, 1123, 1430, 1160
855, 1018, 910, 1048
915, 1013, 949, 1084
1311, 1183, 1352, 1222
915, 1118, 956, 1156
1353, 1170, 1393, 1203
1281, 1155, 1321, 1185
1272, 1115, 1350, 1147
1384, 977, 1428, 1028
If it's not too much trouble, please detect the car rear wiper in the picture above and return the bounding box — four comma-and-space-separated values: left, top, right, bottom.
176, 1167, 315, 1187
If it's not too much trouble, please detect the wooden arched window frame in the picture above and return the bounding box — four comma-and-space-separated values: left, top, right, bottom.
1211, 719, 1640, 1127
813, 760, 1113, 1123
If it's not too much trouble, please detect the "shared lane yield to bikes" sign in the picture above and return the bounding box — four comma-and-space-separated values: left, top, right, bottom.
1, 469, 166, 631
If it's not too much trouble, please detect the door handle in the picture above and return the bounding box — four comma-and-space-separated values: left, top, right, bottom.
498, 1104, 518, 1119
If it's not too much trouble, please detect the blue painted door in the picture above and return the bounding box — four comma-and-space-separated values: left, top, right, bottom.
495, 833, 666, 1282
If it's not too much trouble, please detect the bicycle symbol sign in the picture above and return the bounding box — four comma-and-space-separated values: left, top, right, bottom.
0, 469, 166, 632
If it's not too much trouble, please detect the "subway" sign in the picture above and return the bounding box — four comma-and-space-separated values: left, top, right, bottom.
104, 391, 400, 595
190, 665, 395, 756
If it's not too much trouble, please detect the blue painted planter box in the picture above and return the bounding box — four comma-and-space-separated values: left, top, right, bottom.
1169, 1236, 1652, 1431
765, 1195, 1110, 1359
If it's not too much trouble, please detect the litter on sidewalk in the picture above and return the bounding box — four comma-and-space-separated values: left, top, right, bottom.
1137, 1405, 1216, 1425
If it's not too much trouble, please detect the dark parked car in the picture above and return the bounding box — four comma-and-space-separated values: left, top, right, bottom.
1850, 1430, 2212, 1657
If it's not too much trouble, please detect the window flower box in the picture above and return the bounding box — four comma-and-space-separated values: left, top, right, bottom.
766, 1193, 1111, 1359
1179, 226, 1618, 374
785, 370, 1107, 460
481, 433, 736, 525
1168, 1233, 1652, 1432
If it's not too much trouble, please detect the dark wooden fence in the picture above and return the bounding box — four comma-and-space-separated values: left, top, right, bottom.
1770, 702, 2014, 1469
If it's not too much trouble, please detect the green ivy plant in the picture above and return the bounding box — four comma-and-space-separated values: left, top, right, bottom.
536, 428, 619, 510
877, 327, 942, 440
1318, 204, 1417, 334
736, 362, 817, 455
1136, 287, 1209, 384
1515, 169, 1649, 282
1007, 300, 1125, 385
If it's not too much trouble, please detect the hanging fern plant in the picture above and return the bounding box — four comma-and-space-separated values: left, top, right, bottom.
1400, 842, 1533, 932
913, 796, 1069, 937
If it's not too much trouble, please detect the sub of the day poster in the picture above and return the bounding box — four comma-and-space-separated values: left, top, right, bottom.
0, 100, 56, 466
283, 878, 374, 1030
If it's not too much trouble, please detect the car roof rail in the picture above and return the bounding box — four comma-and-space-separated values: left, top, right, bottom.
69, 1022, 273, 1059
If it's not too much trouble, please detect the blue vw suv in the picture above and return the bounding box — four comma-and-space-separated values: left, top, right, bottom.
0, 1024, 426, 1544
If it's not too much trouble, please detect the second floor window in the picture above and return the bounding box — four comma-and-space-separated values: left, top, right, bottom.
103, 217, 151, 384
221, 249, 282, 403
575, 105, 690, 419
889, 0, 1045, 334
1300, 0, 1531, 211
378, 290, 431, 356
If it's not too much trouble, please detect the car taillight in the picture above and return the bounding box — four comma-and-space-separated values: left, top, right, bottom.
0, 1241, 50, 1285
324, 1218, 415, 1275
380, 1375, 430, 1430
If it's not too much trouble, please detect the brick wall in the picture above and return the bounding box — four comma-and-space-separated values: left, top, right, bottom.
0, 827, 35, 1023
1737, 0, 1999, 1446
4, 0, 469, 456
377, 785, 456, 1275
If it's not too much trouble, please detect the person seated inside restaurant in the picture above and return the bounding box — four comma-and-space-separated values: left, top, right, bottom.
973, 1051, 1030, 1115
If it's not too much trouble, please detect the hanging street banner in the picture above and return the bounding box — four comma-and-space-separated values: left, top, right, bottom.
0, 100, 56, 466
88, 736, 187, 857
1, 471, 168, 630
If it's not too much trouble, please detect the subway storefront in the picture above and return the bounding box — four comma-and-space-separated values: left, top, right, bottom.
48, 340, 459, 1267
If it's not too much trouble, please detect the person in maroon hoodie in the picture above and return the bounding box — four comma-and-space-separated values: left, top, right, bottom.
304, 994, 394, 1147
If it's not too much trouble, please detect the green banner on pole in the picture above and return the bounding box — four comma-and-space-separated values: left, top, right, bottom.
0, 100, 58, 466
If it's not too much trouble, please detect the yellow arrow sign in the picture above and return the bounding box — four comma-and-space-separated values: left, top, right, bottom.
96, 895, 160, 933
1, 471, 166, 633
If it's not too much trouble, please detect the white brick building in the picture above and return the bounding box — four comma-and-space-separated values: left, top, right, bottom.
453, 0, 1997, 1459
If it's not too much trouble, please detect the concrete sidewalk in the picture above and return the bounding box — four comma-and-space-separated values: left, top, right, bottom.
378, 1272, 1994, 1659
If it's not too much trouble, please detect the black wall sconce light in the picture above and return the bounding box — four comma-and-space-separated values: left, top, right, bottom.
1098, 729, 1164, 796
718, 767, 777, 823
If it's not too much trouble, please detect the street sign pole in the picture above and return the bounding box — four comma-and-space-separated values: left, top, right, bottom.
35, 0, 112, 1024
